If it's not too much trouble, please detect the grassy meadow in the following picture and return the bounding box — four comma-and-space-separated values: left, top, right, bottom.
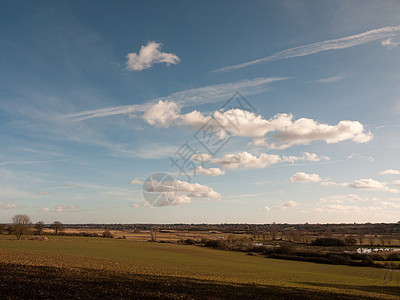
0, 236, 399, 299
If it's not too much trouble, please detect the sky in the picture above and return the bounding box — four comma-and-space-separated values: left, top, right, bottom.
1, 0, 400, 224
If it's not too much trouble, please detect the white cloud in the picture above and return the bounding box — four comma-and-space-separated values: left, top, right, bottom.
38, 207, 50, 212
316, 194, 369, 204
263, 206, 271, 212
142, 100, 180, 127
380, 169, 400, 175
191, 153, 212, 163
192, 151, 329, 170
311, 74, 346, 84
282, 152, 330, 163
381, 38, 399, 49
265, 115, 373, 149
349, 178, 399, 193
55, 205, 77, 212
126, 41, 180, 71
211, 152, 281, 169
309, 204, 381, 214
318, 197, 344, 204
0, 202, 19, 209
210, 110, 372, 149
393, 180, 400, 187
145, 105, 372, 150
129, 179, 144, 185
39, 191, 49, 195
62, 77, 289, 122
214, 25, 400, 72
196, 166, 225, 176
175, 180, 221, 199
290, 172, 322, 183
320, 181, 348, 187
347, 153, 374, 162
131, 178, 221, 206
376, 201, 400, 208
275, 200, 298, 210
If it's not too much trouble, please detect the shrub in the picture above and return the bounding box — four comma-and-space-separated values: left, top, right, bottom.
276, 244, 295, 255
387, 253, 400, 261
328, 254, 351, 265
362, 256, 374, 266
102, 230, 113, 238
344, 236, 357, 246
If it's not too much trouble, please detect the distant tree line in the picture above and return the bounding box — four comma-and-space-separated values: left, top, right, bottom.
0, 215, 113, 240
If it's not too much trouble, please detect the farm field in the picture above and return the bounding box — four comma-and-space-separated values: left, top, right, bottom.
0, 236, 399, 299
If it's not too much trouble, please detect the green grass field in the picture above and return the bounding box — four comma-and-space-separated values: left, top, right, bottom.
0, 236, 399, 299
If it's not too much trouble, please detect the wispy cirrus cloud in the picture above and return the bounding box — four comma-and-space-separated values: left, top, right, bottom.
214, 25, 400, 72
310, 74, 347, 84
0, 160, 58, 167
61, 77, 289, 122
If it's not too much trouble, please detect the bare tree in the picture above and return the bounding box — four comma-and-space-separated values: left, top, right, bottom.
270, 223, 277, 240
12, 214, 31, 240
150, 226, 157, 242
50, 221, 64, 235
34, 221, 45, 235
358, 233, 365, 245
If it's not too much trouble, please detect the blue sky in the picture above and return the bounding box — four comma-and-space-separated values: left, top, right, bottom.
1, 0, 400, 224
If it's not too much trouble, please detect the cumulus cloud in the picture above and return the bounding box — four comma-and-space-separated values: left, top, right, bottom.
349, 178, 399, 193
142, 100, 180, 127
38, 207, 50, 212
211, 152, 281, 169
39, 191, 49, 195
380, 169, 400, 175
175, 180, 221, 199
263, 206, 271, 212
290, 172, 322, 183
265, 115, 373, 149
192, 151, 329, 170
131, 178, 221, 206
196, 166, 225, 176
275, 201, 298, 210
145, 105, 372, 149
126, 41, 180, 71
